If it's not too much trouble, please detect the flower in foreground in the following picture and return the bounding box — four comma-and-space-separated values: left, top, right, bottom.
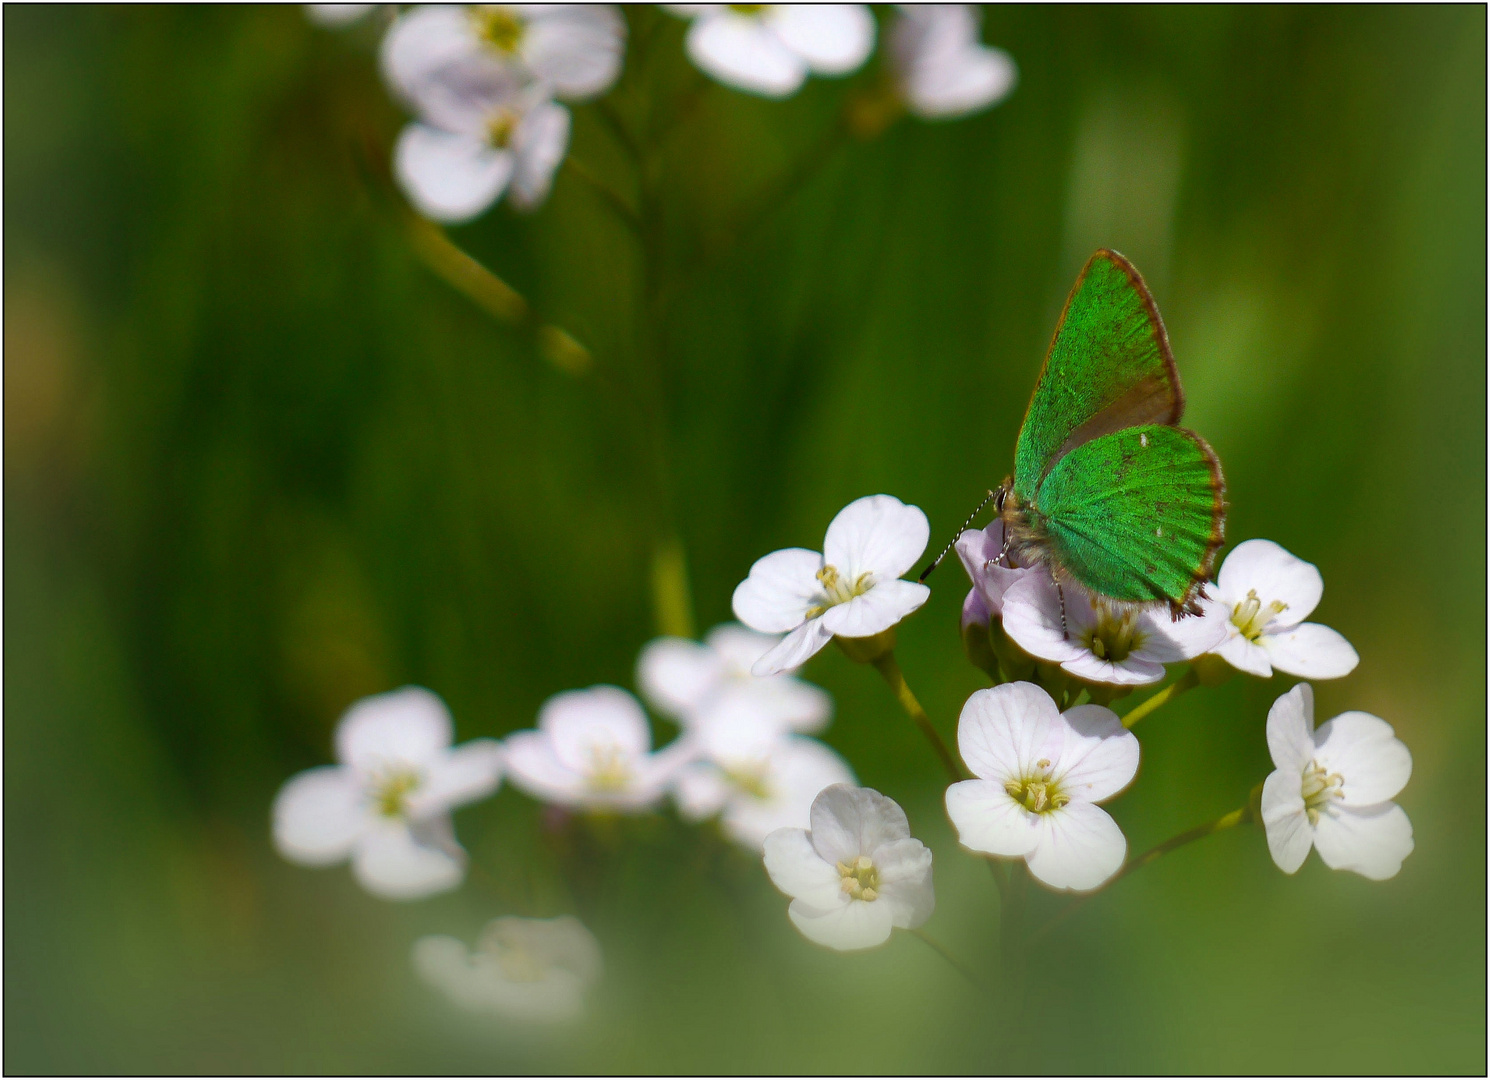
945, 682, 1139, 891
732, 494, 931, 676
273, 687, 503, 900
1260, 683, 1413, 880
414, 915, 602, 1022
666, 5, 875, 98
1001, 573, 1227, 685
636, 622, 832, 735
503, 686, 692, 811
887, 4, 1016, 119
1205, 539, 1359, 680
762, 784, 933, 950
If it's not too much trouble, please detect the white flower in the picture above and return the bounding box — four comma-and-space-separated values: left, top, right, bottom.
887, 5, 1016, 119
1001, 573, 1227, 685
1205, 539, 1359, 680
413, 915, 602, 1022
382, 5, 626, 105
306, 3, 376, 27
945, 682, 1139, 891
1260, 683, 1413, 880
763, 784, 934, 950
666, 5, 875, 99
503, 686, 692, 811
272, 687, 503, 901
732, 494, 932, 676
636, 622, 832, 736
955, 517, 1035, 628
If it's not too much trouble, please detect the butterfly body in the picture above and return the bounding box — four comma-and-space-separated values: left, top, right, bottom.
996, 250, 1225, 619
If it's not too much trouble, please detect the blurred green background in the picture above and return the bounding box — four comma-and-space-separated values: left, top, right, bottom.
5, 4, 1484, 1074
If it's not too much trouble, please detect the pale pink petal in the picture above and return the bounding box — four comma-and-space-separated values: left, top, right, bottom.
686, 11, 807, 97
732, 547, 824, 633
394, 123, 513, 223
407, 739, 503, 817
808, 784, 909, 866
871, 837, 934, 929
945, 778, 1040, 857
1263, 622, 1359, 679
521, 5, 625, 100
821, 494, 930, 582
955, 522, 1031, 618
336, 686, 454, 773
1215, 539, 1323, 628
1314, 712, 1412, 806
352, 817, 465, 900
1051, 705, 1139, 803
999, 575, 1092, 667
751, 618, 834, 676
765, 4, 875, 74
1265, 683, 1316, 774
272, 766, 367, 865
1311, 803, 1414, 880
380, 5, 482, 105
1260, 769, 1312, 874
762, 827, 845, 909
508, 101, 570, 210
1025, 801, 1127, 891
818, 578, 930, 638
955, 682, 1061, 783
787, 895, 894, 951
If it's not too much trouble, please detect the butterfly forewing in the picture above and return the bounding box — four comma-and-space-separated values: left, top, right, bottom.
1032, 425, 1224, 610
1013, 250, 1182, 503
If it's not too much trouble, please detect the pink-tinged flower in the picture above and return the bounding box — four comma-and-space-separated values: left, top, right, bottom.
955, 518, 1035, 631
1001, 573, 1227, 686
1206, 539, 1359, 680
732, 494, 932, 676
1261, 683, 1413, 880
945, 682, 1138, 891
888, 5, 1016, 119
272, 687, 503, 901
666, 5, 875, 98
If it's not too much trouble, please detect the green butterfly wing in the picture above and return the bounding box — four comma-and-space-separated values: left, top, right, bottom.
1013, 250, 1182, 503
1031, 425, 1224, 611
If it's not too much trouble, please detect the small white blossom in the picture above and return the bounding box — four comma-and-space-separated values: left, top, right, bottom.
732, 494, 931, 676
1205, 539, 1359, 680
1260, 683, 1413, 880
503, 686, 692, 811
272, 687, 503, 901
1001, 573, 1227, 685
763, 784, 934, 950
306, 4, 376, 27
666, 5, 875, 99
945, 682, 1138, 891
414, 915, 602, 1022
888, 5, 1016, 119
636, 622, 832, 735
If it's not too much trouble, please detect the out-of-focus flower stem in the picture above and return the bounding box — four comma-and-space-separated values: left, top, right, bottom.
563, 155, 642, 234
870, 651, 966, 782
911, 928, 991, 997
1121, 665, 1200, 728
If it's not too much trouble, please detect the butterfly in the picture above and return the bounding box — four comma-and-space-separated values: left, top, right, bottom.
928, 249, 1225, 620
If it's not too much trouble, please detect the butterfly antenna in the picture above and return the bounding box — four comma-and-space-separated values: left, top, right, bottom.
918, 490, 998, 582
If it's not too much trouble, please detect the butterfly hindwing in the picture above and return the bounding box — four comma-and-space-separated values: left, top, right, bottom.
1013, 250, 1182, 503
1032, 425, 1224, 611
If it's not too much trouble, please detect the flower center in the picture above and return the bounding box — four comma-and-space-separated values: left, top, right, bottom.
1300, 759, 1345, 825
1004, 758, 1070, 814
487, 931, 547, 982
473, 6, 525, 54
586, 744, 632, 792
836, 854, 880, 901
723, 762, 772, 801
1082, 604, 1142, 662
485, 107, 519, 149
1231, 589, 1288, 642
372, 768, 422, 818
805, 564, 874, 618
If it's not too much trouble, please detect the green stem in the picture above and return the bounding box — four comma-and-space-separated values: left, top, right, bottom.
1121, 666, 1199, 728
563, 156, 641, 233
911, 929, 990, 997
870, 652, 965, 782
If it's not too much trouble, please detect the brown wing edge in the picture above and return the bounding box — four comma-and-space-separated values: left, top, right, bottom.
1168, 427, 1227, 620
1096, 248, 1184, 425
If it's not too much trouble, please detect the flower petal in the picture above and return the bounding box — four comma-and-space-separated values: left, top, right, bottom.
1263, 622, 1360, 680
751, 617, 834, 676
821, 494, 930, 582
407, 738, 503, 818
906, 42, 1015, 119
1212, 629, 1274, 678
352, 817, 465, 900
394, 123, 513, 224
787, 895, 894, 951
1215, 539, 1323, 627
765, 4, 875, 74
945, 778, 1040, 857
1025, 801, 1127, 891
1134, 602, 1229, 664
502, 730, 586, 804
508, 101, 570, 211
539, 685, 652, 768
704, 623, 783, 674
1052, 705, 1139, 803
732, 547, 824, 633
1260, 768, 1312, 874
521, 5, 625, 100
1265, 682, 1316, 774
999, 575, 1093, 667
762, 826, 845, 908
807, 784, 910, 866
636, 636, 722, 721
673, 761, 732, 821
719, 737, 854, 850
818, 578, 930, 638
706, 677, 833, 736
870, 837, 935, 929
1311, 802, 1414, 881
955, 682, 1061, 783
272, 766, 367, 865
380, 5, 483, 105
955, 522, 1031, 618
336, 686, 454, 773
686, 11, 807, 97
1314, 711, 1412, 806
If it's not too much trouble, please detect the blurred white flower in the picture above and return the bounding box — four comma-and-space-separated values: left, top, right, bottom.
414, 915, 602, 1022
382, 4, 626, 105
305, 3, 376, 27
666, 4, 875, 98
272, 687, 503, 901
763, 784, 933, 950
1001, 573, 1226, 685
1205, 539, 1359, 680
945, 682, 1138, 891
732, 494, 931, 676
504, 686, 692, 811
887, 5, 1015, 119
636, 622, 832, 735
1260, 683, 1413, 880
